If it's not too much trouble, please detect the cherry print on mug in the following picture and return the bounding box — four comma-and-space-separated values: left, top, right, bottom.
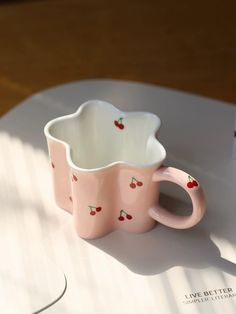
187, 175, 199, 189
72, 174, 78, 182
129, 177, 143, 189
88, 206, 102, 216
114, 117, 125, 130
118, 209, 133, 221
44, 100, 206, 239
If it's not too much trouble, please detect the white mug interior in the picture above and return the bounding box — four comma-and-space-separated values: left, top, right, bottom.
44, 100, 166, 170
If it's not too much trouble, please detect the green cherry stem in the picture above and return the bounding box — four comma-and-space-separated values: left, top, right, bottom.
89, 206, 96, 210
118, 117, 124, 123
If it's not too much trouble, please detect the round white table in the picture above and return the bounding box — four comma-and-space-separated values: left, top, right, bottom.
0, 79, 236, 313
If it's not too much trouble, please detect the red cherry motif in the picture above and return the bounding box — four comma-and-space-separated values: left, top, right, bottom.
89, 205, 102, 216
187, 176, 198, 189
187, 182, 194, 188
118, 209, 133, 221
119, 216, 125, 221
114, 117, 125, 130
114, 120, 119, 127
130, 177, 143, 189
72, 174, 78, 182
130, 182, 136, 189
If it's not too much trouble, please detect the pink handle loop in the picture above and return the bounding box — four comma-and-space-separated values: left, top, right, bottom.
148, 166, 206, 229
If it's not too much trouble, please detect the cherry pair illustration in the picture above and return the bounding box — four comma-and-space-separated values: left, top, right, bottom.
72, 174, 78, 182
130, 177, 143, 189
118, 209, 132, 221
187, 175, 198, 188
114, 117, 125, 129
89, 205, 102, 216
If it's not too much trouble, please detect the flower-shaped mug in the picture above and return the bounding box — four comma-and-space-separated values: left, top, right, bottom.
44, 100, 206, 239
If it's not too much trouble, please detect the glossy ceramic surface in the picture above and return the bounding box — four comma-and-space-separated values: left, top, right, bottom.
44, 100, 206, 239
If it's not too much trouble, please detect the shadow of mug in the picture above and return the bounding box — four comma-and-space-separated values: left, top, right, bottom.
87, 194, 236, 276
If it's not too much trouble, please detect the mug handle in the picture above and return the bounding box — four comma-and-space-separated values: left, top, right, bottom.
148, 166, 206, 229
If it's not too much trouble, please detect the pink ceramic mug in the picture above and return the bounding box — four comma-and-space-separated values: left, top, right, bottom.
44, 100, 206, 239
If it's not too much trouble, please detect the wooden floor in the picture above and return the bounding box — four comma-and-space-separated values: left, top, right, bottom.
0, 0, 236, 116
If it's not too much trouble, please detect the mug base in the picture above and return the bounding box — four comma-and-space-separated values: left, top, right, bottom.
55, 205, 158, 240
78, 221, 158, 240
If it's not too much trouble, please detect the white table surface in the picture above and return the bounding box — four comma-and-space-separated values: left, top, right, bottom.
0, 79, 236, 314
